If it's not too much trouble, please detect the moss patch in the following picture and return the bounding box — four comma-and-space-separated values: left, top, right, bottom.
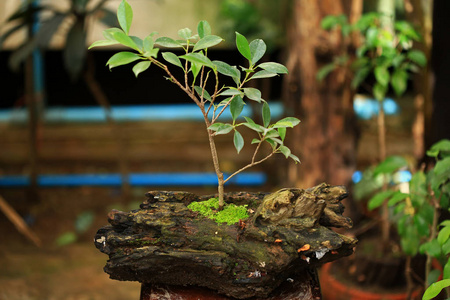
187, 198, 249, 225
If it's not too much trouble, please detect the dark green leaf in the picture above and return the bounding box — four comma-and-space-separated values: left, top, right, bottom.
434, 157, 450, 178
234, 130, 244, 153
374, 156, 408, 176
444, 260, 450, 280
55, 231, 77, 246
422, 279, 450, 300
155, 37, 183, 48
438, 226, 450, 246
251, 70, 278, 79
321, 15, 345, 30
194, 86, 211, 101
427, 139, 450, 158
373, 82, 387, 101
64, 20, 87, 79
249, 39, 266, 65
374, 66, 390, 87
243, 88, 262, 102
387, 191, 409, 206
180, 52, 214, 69
242, 122, 265, 133
197, 20, 211, 39
317, 63, 336, 81
235, 32, 251, 61
289, 153, 301, 163
161, 52, 183, 69
258, 62, 288, 74
273, 117, 301, 128
251, 138, 260, 144
262, 102, 271, 127
419, 239, 442, 257
193, 35, 223, 52
230, 96, 244, 121
407, 50, 426, 67
391, 69, 408, 96
130, 36, 143, 51
132, 61, 151, 77
106, 51, 141, 69
213, 60, 240, 82
117, 0, 133, 35
209, 123, 233, 135
368, 190, 396, 210
351, 66, 371, 89
413, 214, 430, 236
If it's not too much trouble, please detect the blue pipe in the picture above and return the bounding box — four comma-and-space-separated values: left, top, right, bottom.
0, 172, 267, 187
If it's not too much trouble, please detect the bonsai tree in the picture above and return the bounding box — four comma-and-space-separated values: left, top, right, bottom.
89, 0, 300, 208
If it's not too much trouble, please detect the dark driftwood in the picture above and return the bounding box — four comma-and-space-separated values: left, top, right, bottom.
94, 183, 357, 299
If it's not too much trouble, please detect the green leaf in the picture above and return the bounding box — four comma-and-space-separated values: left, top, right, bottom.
374, 66, 390, 87
235, 32, 251, 61
103, 28, 122, 41
422, 279, 450, 300
274, 117, 301, 128
230, 96, 244, 121
374, 156, 408, 176
155, 37, 183, 48
208, 123, 233, 135
243, 88, 262, 102
178, 28, 192, 40
234, 130, 244, 154
407, 49, 426, 67
143, 35, 155, 52
162, 52, 183, 69
75, 211, 94, 234
279, 145, 291, 158
413, 214, 430, 236
317, 63, 336, 81
373, 82, 387, 101
55, 231, 77, 246
106, 51, 141, 69
193, 35, 223, 52
427, 139, 450, 158
387, 191, 409, 206
213, 60, 240, 82
321, 15, 343, 30
197, 20, 211, 39
434, 157, 450, 178
89, 39, 118, 49
258, 62, 288, 74
194, 86, 211, 101
368, 190, 396, 210
278, 127, 286, 141
117, 0, 133, 35
220, 89, 243, 97
419, 239, 442, 257
180, 52, 214, 69
289, 153, 301, 164
251, 70, 278, 79
242, 122, 265, 133
249, 39, 266, 65
391, 69, 408, 96
132, 61, 151, 77
251, 138, 260, 144
438, 226, 450, 245
351, 66, 371, 89
143, 48, 159, 59
112, 31, 140, 51
262, 102, 271, 127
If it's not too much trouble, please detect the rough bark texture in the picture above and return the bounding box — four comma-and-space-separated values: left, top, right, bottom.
94, 183, 356, 299
284, 0, 361, 188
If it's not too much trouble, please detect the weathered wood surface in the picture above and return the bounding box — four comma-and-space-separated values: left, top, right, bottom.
94, 183, 357, 299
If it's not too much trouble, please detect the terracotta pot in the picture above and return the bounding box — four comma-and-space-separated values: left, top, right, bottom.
320, 263, 421, 300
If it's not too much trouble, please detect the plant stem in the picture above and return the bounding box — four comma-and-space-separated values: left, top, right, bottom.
378, 100, 390, 248
425, 191, 440, 290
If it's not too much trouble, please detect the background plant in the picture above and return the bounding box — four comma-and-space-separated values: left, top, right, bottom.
358, 139, 450, 297
90, 0, 300, 208
319, 12, 427, 248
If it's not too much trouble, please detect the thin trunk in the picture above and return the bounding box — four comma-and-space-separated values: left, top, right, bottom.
84, 54, 130, 203
378, 102, 390, 246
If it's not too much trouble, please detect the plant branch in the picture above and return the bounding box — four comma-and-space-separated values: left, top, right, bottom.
224, 149, 275, 184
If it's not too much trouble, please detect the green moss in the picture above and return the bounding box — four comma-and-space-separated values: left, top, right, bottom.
188, 198, 249, 225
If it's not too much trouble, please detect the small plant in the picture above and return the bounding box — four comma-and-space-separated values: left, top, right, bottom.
357, 139, 450, 297
89, 0, 300, 208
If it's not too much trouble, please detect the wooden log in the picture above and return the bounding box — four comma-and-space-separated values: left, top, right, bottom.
94, 183, 357, 299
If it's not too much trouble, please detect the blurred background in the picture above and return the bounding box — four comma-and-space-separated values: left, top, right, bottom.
0, 0, 448, 299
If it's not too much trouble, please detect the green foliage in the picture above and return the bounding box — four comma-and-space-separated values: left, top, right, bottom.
187, 198, 249, 225
357, 140, 450, 295
423, 279, 450, 300
318, 13, 426, 102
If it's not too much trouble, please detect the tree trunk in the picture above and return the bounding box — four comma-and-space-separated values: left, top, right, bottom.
284, 0, 361, 189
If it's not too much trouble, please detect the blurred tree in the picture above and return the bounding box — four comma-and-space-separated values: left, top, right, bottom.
284, 0, 363, 188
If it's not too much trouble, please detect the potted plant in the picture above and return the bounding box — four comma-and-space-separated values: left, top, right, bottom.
90, 1, 357, 299
317, 12, 431, 300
